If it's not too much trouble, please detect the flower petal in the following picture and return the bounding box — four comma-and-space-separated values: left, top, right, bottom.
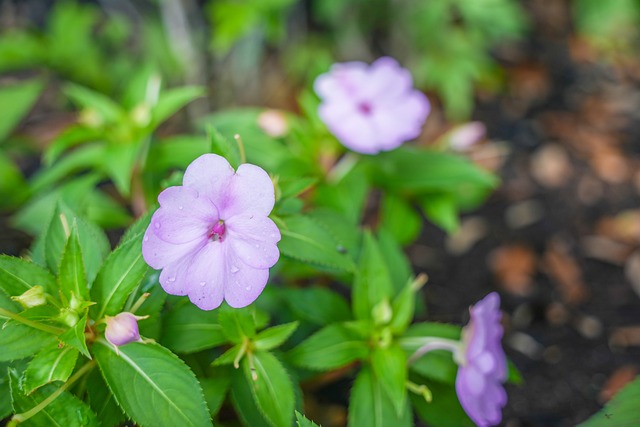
158, 256, 192, 296
184, 243, 226, 310
183, 154, 235, 206
142, 226, 205, 270
150, 206, 215, 244
223, 251, 269, 308
226, 215, 280, 269
362, 57, 413, 100
221, 164, 275, 218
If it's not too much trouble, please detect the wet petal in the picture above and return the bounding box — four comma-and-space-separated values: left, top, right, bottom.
221, 164, 275, 218
183, 154, 235, 206
223, 250, 269, 308
226, 215, 280, 268
184, 243, 225, 310
150, 207, 214, 244
142, 226, 204, 270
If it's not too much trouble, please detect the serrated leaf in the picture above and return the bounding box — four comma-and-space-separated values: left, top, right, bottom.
201, 366, 233, 417
161, 303, 226, 354
85, 369, 125, 427
287, 324, 369, 371
10, 368, 99, 427
0, 307, 58, 362
0, 78, 43, 142
0, 362, 12, 418
352, 232, 394, 321
243, 351, 294, 427
296, 411, 322, 427
93, 340, 212, 427
57, 224, 89, 302
281, 287, 351, 326
348, 366, 412, 427
579, 376, 640, 426
0, 255, 57, 297
90, 232, 148, 321
371, 344, 407, 416
230, 367, 272, 427
278, 214, 355, 273
254, 321, 299, 351
23, 345, 79, 394
58, 314, 90, 358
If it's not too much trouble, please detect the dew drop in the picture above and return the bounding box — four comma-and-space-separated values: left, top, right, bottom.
168, 276, 176, 282
270, 233, 275, 238
230, 265, 239, 273
143, 236, 149, 242
155, 222, 161, 229
245, 286, 251, 291
254, 244, 260, 248
178, 205, 183, 210
199, 281, 206, 287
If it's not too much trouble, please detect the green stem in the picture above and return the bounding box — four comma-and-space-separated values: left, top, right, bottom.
0, 308, 65, 335
234, 134, 247, 164
10, 361, 96, 425
406, 380, 433, 403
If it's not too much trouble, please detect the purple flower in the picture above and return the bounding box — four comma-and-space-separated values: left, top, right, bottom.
142, 154, 281, 310
314, 57, 430, 154
456, 292, 507, 427
105, 312, 144, 347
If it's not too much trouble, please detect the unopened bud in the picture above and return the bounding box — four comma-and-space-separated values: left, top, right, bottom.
372, 299, 393, 326
105, 312, 147, 347
59, 308, 80, 327
11, 286, 46, 308
257, 110, 288, 138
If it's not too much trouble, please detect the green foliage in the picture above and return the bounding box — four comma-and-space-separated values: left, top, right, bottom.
579, 376, 640, 426
352, 232, 394, 321
23, 345, 79, 394
0, 79, 43, 142
161, 303, 227, 354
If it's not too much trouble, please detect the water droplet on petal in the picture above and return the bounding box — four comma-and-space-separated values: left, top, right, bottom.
270, 233, 275, 238
155, 222, 161, 229
143, 236, 149, 242
178, 205, 183, 210
199, 281, 206, 287
245, 286, 251, 291
230, 265, 239, 273
168, 276, 176, 282
254, 244, 260, 248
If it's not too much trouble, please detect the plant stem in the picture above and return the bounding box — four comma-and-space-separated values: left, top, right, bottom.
234, 134, 246, 164
0, 307, 65, 335
10, 361, 96, 425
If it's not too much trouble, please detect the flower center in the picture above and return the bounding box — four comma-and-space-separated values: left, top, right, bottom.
358, 101, 373, 115
208, 220, 226, 242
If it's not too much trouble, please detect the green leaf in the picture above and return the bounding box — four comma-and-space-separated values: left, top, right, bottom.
278, 214, 355, 273
579, 376, 640, 426
254, 321, 299, 351
348, 366, 412, 427
208, 125, 241, 169
146, 135, 209, 174
0, 151, 28, 209
296, 411, 322, 427
352, 232, 394, 321
0, 78, 43, 142
90, 232, 148, 321
287, 324, 369, 371
152, 86, 205, 128
379, 194, 422, 245
200, 366, 233, 417
0, 255, 57, 297
58, 224, 89, 302
211, 343, 243, 367
218, 306, 258, 344
420, 193, 460, 234
376, 229, 412, 294
160, 303, 226, 354
314, 162, 369, 225
85, 369, 125, 427
93, 340, 212, 427
9, 368, 100, 427
281, 287, 351, 326
230, 367, 272, 427
389, 278, 416, 334
58, 313, 90, 358
0, 307, 57, 362
64, 83, 123, 123
23, 345, 79, 394
103, 142, 140, 197
243, 351, 294, 427
410, 377, 474, 427
0, 363, 13, 419
402, 322, 462, 384
371, 344, 407, 415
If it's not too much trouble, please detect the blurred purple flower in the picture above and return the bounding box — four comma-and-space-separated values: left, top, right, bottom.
456, 292, 507, 427
105, 312, 144, 347
314, 57, 430, 154
142, 154, 281, 310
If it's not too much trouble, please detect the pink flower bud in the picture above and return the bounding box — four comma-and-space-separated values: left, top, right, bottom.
105, 312, 144, 347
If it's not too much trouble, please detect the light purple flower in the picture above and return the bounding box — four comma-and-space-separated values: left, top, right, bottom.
456, 292, 507, 427
314, 56, 430, 154
105, 312, 144, 347
142, 154, 281, 310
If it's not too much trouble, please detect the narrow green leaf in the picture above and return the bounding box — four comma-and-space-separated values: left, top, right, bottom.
296, 411, 322, 427
287, 324, 369, 371
0, 255, 57, 297
0, 362, 12, 418
376, 229, 412, 294
208, 126, 241, 169
64, 83, 123, 123
9, 368, 99, 427
243, 351, 294, 427
348, 366, 412, 427
93, 340, 212, 427
152, 86, 205, 128
58, 224, 88, 302
58, 314, 90, 358
579, 376, 640, 426
218, 306, 257, 344
254, 321, 299, 351
23, 345, 79, 394
103, 142, 140, 197
379, 194, 422, 245
371, 344, 408, 416
161, 303, 226, 354
230, 368, 272, 427
90, 232, 148, 321
279, 214, 355, 273
211, 343, 243, 367
352, 232, 394, 321
281, 287, 351, 326
0, 78, 43, 141
389, 278, 416, 334
420, 193, 460, 234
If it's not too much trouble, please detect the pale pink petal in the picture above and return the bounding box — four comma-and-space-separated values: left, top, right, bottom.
226, 215, 280, 268
184, 243, 226, 310
361, 57, 413, 100
158, 257, 192, 296
221, 164, 275, 218
183, 154, 235, 207
323, 110, 380, 154
223, 251, 269, 308
150, 207, 214, 244
315, 62, 368, 99
142, 226, 205, 270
